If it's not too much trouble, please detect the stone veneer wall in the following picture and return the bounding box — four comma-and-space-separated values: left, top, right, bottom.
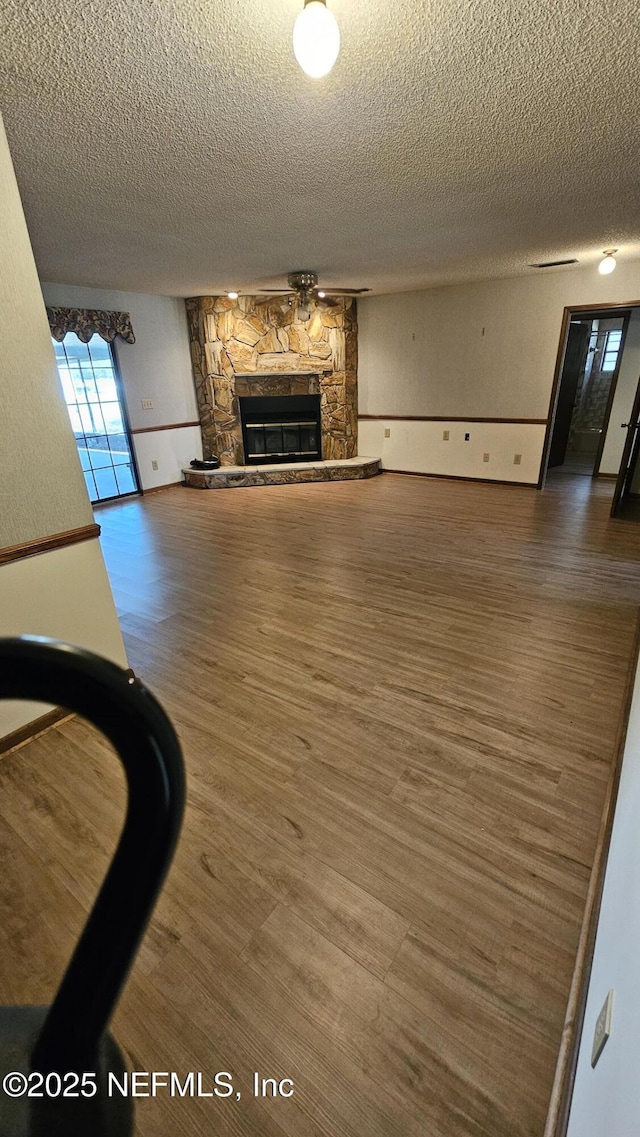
185, 295, 357, 465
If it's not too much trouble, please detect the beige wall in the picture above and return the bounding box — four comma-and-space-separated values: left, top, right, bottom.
0, 121, 93, 547
0, 542, 128, 735
41, 282, 201, 488
0, 113, 126, 737
358, 261, 640, 481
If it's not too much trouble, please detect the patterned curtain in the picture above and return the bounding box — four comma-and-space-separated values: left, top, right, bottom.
47, 306, 136, 344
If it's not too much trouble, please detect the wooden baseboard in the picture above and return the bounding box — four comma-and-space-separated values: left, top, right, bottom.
594, 472, 617, 480
0, 707, 73, 759
0, 523, 101, 567
358, 414, 547, 424
141, 481, 186, 495
383, 469, 538, 488
131, 421, 200, 435
544, 607, 640, 1136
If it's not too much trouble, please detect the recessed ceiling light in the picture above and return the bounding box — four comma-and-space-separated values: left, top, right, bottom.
227, 290, 239, 299
598, 249, 617, 275
293, 0, 340, 79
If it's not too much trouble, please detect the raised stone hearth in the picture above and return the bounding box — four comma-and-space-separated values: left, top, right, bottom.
183, 456, 380, 489
185, 294, 358, 465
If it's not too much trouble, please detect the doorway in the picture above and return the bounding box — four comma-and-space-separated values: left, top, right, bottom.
546, 308, 630, 476
53, 333, 140, 503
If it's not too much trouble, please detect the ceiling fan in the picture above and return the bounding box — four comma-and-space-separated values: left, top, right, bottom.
254, 271, 369, 321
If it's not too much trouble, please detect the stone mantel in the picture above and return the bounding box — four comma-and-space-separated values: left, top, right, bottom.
185, 295, 358, 466
233, 370, 329, 378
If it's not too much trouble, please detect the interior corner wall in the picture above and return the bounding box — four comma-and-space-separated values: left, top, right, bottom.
0, 112, 126, 737
1, 143, 94, 547
357, 261, 640, 481
40, 283, 202, 488
565, 647, 640, 1137
0, 542, 128, 737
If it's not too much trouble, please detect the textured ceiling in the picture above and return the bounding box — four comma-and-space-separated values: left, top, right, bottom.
1, 0, 640, 296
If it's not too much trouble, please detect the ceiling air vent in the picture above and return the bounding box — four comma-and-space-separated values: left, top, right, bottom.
529, 258, 578, 269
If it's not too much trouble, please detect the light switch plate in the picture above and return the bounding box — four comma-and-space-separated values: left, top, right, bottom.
141, 398, 153, 410
443, 430, 449, 441
591, 989, 614, 1068
384, 427, 390, 438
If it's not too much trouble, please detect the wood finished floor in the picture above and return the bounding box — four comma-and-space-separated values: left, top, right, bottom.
2, 470, 640, 1137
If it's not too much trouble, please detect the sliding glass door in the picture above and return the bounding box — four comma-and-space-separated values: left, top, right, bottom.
53, 333, 139, 502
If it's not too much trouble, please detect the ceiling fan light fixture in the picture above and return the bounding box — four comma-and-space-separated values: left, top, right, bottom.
296, 305, 312, 322
598, 249, 617, 275
317, 290, 326, 298
293, 0, 340, 79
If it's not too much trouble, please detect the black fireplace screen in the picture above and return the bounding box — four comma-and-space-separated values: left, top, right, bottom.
239, 394, 322, 465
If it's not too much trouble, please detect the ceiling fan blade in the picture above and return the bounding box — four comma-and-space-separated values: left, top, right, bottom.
244, 279, 370, 298
322, 288, 370, 295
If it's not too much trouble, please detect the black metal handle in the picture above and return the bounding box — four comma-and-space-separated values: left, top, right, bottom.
0, 636, 185, 1071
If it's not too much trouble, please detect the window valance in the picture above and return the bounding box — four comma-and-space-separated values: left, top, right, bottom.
47, 306, 136, 345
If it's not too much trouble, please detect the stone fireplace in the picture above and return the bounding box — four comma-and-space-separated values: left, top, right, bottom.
185, 294, 357, 466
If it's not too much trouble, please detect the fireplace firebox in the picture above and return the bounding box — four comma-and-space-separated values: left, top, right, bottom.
239, 395, 322, 465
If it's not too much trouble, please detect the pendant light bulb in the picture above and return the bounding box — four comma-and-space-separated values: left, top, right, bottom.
598, 250, 617, 275
293, 0, 340, 79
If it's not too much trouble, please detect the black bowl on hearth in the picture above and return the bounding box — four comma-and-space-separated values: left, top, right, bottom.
190, 457, 221, 470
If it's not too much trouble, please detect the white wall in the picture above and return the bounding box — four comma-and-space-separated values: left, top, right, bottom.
131, 425, 202, 489
566, 650, 640, 1136
358, 420, 545, 484
358, 261, 640, 481
0, 112, 126, 738
41, 282, 202, 488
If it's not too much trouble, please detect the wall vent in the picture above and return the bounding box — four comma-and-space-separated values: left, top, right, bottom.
529, 258, 578, 269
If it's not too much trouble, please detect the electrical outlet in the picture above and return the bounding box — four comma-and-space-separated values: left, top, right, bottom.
443, 430, 450, 441
384, 427, 391, 438
141, 398, 153, 410
151, 460, 159, 471
464, 432, 470, 441
591, 990, 614, 1068
483, 453, 490, 462
514, 453, 522, 465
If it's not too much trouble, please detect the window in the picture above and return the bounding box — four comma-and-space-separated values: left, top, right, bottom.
602, 328, 623, 372
53, 333, 139, 502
